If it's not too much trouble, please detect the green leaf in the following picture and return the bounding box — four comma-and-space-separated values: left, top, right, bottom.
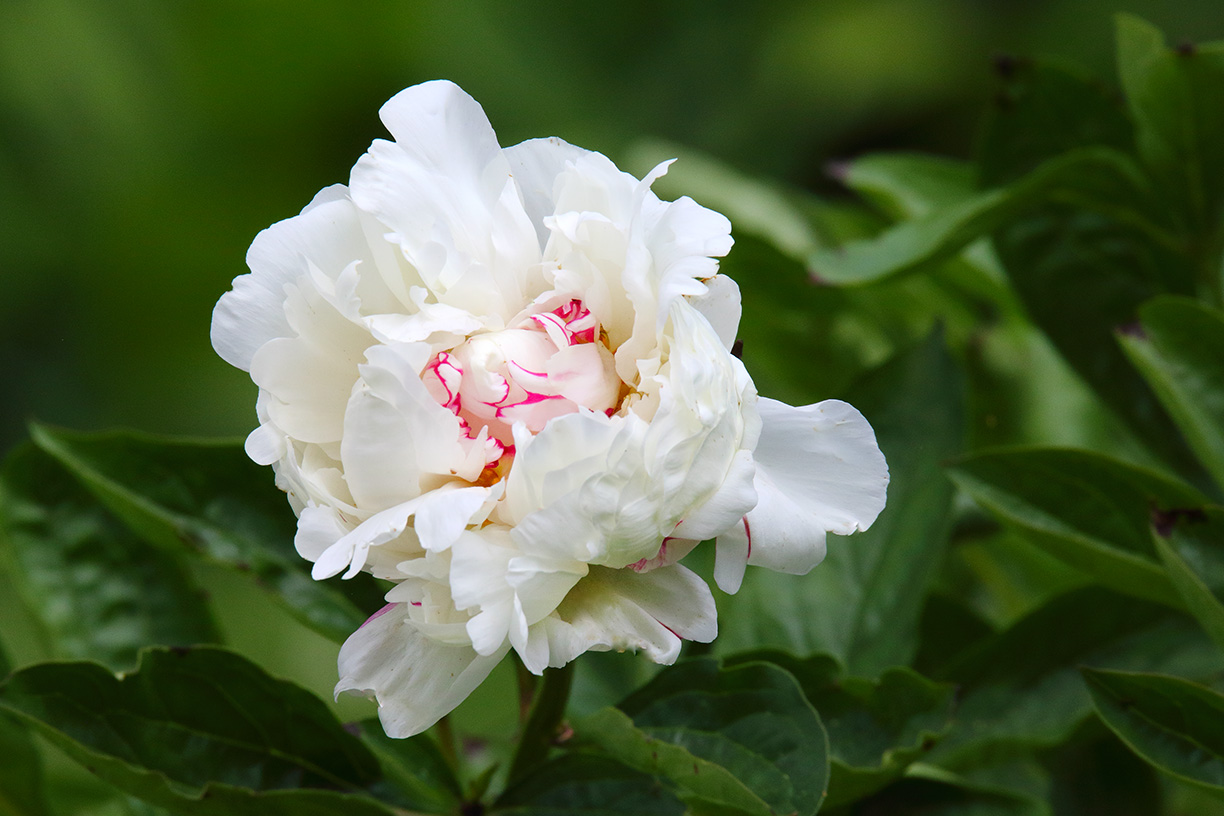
0, 640, 47, 816
0, 647, 401, 816
842, 152, 976, 220
1042, 724, 1162, 816
494, 753, 685, 815
977, 57, 1134, 187
990, 201, 1200, 478
1117, 14, 1224, 238
1119, 296, 1224, 493
929, 587, 1224, 769
575, 658, 828, 816
0, 443, 218, 670
719, 331, 963, 674
29, 427, 385, 644
728, 651, 955, 809
1151, 507, 1224, 654
947, 448, 1209, 606
355, 720, 461, 814
856, 771, 1048, 816
575, 708, 772, 816
809, 147, 1170, 286
1084, 667, 1224, 792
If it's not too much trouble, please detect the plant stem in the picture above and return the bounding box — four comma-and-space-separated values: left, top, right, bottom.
506, 662, 574, 785
435, 714, 458, 776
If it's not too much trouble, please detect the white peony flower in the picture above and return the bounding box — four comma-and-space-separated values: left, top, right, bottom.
211, 80, 888, 737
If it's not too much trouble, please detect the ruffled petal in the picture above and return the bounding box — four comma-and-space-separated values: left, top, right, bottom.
534, 563, 717, 669
739, 397, 888, 575
686, 273, 742, 352
336, 603, 508, 738
212, 188, 367, 371
348, 80, 538, 318
503, 137, 591, 250
311, 485, 490, 580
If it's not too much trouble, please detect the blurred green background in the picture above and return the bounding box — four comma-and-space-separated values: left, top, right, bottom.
3, 0, 1223, 455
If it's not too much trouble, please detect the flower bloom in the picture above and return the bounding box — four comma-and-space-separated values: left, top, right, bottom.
211, 81, 888, 737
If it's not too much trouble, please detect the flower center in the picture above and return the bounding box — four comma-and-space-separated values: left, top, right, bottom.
422, 299, 621, 478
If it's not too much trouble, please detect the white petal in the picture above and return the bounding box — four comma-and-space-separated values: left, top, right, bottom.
212, 190, 366, 371
744, 397, 889, 575
503, 137, 592, 249
713, 517, 750, 594
341, 342, 480, 511
244, 423, 285, 466
336, 603, 508, 738
686, 273, 742, 352
671, 449, 756, 542
349, 81, 537, 317
312, 487, 489, 580
294, 505, 352, 562
537, 564, 716, 669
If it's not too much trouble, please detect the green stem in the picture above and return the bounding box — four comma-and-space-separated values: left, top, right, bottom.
434, 714, 458, 777
506, 662, 574, 784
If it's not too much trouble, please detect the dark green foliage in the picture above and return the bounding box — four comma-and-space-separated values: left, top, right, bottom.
0, 444, 218, 670
30, 426, 386, 643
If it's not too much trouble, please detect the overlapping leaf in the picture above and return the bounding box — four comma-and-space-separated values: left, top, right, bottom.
29, 427, 384, 643
947, 448, 1209, 606
575, 658, 828, 816
1150, 507, 1224, 653
1119, 296, 1224, 493
0, 640, 46, 816
495, 754, 685, 816
1117, 14, 1224, 238
1084, 668, 1224, 792
728, 651, 955, 809
929, 587, 1224, 769
0, 443, 218, 670
0, 647, 428, 815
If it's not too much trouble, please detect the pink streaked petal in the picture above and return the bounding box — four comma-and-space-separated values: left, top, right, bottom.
360, 603, 398, 628
497, 392, 574, 433
508, 359, 550, 388
530, 311, 571, 349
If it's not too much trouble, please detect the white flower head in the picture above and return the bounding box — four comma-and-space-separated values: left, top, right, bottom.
212, 80, 888, 737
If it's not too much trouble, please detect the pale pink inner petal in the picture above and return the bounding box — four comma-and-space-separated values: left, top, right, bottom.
419, 298, 621, 481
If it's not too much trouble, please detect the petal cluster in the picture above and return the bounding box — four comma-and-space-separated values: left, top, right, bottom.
211, 80, 889, 737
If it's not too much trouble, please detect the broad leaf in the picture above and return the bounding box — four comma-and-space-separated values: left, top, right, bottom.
0, 443, 218, 670
356, 720, 461, 814
843, 152, 976, 220
494, 754, 685, 815
808, 147, 1165, 286
947, 448, 1209, 606
929, 587, 1224, 769
575, 658, 828, 816
1043, 728, 1162, 816
728, 651, 955, 809
1117, 14, 1224, 239
30, 427, 385, 644
1151, 507, 1224, 654
0, 647, 401, 816
976, 57, 1134, 187
0, 640, 47, 816
989, 202, 1199, 477
1119, 296, 1224, 493
851, 765, 1047, 816
1084, 668, 1224, 792
719, 331, 963, 674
